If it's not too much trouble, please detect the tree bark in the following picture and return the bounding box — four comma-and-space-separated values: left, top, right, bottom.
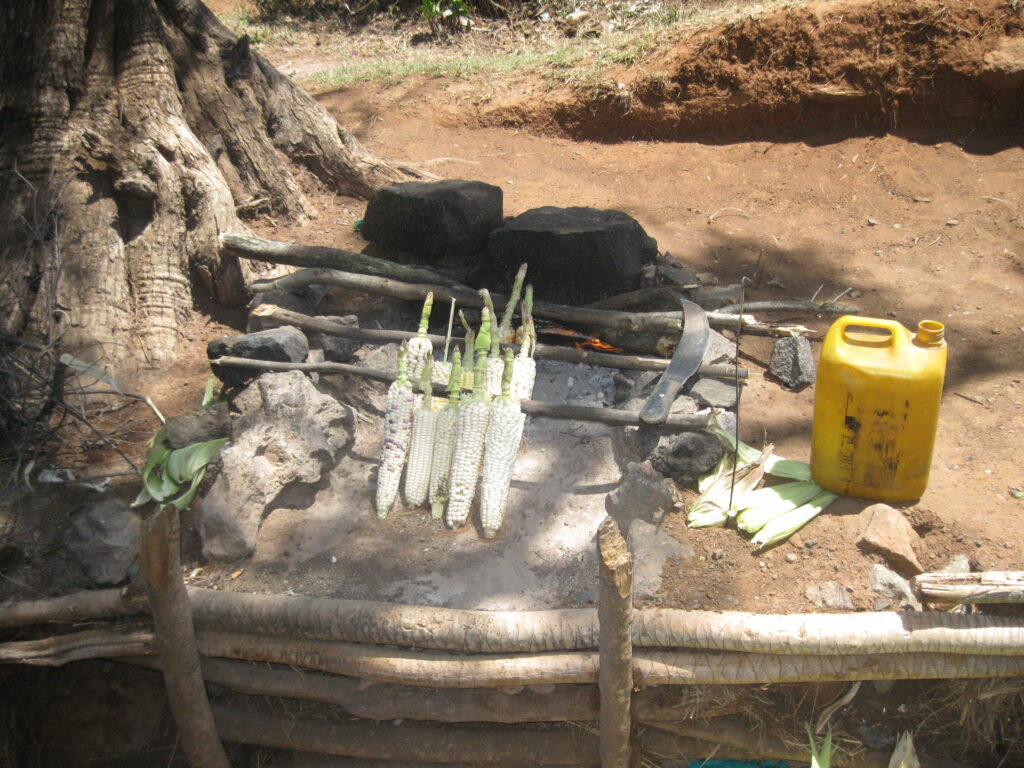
139, 505, 230, 768
597, 518, 634, 768
0, 0, 414, 379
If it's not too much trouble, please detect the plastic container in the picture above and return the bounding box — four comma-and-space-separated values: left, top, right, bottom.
810, 316, 947, 502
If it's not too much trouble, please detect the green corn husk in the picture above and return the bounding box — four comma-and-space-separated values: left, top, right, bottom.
751, 489, 838, 549
735, 480, 824, 534
711, 427, 812, 481
687, 447, 772, 528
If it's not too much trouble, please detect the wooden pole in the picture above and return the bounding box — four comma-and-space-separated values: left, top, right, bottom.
220, 232, 470, 290
912, 571, 1024, 604
139, 506, 230, 768
208, 356, 711, 431
597, 517, 634, 768
250, 304, 747, 379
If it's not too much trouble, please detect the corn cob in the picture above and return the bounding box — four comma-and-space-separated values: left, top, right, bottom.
375, 342, 415, 519
480, 289, 505, 396
429, 349, 462, 519
480, 349, 526, 539
407, 292, 434, 382
459, 313, 476, 390
445, 309, 492, 529
511, 287, 537, 400
498, 263, 528, 345
404, 361, 438, 508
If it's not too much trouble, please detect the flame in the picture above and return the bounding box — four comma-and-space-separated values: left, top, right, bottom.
575, 337, 622, 352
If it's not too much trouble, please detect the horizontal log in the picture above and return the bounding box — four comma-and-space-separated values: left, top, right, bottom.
0, 588, 142, 626
116, 656, 747, 723
6, 588, 1024, 657
249, 268, 810, 338
912, 571, 1024, 604
221, 233, 470, 291
212, 702, 600, 766
7, 626, 1024, 685
208, 356, 710, 431
250, 304, 747, 379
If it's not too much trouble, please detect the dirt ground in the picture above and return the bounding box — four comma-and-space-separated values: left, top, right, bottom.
9, 0, 1022, 615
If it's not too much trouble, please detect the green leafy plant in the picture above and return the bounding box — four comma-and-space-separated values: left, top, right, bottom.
419, 0, 469, 35
808, 723, 834, 768
132, 376, 228, 512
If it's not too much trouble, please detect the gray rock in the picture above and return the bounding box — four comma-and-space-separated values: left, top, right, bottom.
692, 284, 743, 310
165, 402, 231, 449
869, 564, 922, 610
200, 372, 356, 561
486, 206, 657, 305
605, 461, 678, 524
941, 554, 971, 574
702, 329, 737, 366
858, 503, 924, 575
309, 315, 361, 363
649, 431, 724, 485
654, 254, 701, 287
246, 289, 320, 333
627, 518, 693, 599
208, 326, 309, 387
805, 581, 854, 610
689, 377, 739, 409
361, 179, 503, 258
768, 336, 817, 390
64, 500, 140, 585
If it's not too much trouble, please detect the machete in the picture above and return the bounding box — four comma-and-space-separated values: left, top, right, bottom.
639, 299, 711, 425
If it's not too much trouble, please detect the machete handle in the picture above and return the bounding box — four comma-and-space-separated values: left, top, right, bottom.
638, 379, 680, 425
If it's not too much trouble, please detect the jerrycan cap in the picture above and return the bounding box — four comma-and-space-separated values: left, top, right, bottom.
915, 320, 945, 346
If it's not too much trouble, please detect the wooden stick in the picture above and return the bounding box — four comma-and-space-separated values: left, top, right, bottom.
139, 506, 230, 768
0, 588, 144, 626
715, 299, 859, 316
913, 571, 1024, 604
208, 356, 711, 431
251, 304, 747, 378
211, 702, 601, 766
249, 268, 811, 337
220, 232, 469, 291
597, 518, 634, 768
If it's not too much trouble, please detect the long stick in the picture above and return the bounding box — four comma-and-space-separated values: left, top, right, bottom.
252, 304, 746, 377
912, 571, 1024, 604
139, 506, 230, 768
8, 627, 1024, 685
220, 232, 470, 290
249, 267, 811, 337
597, 518, 633, 768
212, 702, 601, 766
208, 356, 710, 431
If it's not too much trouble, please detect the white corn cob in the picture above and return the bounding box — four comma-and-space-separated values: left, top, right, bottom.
431, 360, 451, 387
480, 350, 526, 539
429, 349, 462, 519
445, 308, 492, 529
375, 342, 415, 519
407, 292, 434, 382
404, 361, 438, 508
480, 289, 506, 396
510, 286, 537, 400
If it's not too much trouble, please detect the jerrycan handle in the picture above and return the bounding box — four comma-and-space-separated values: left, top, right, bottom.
835, 316, 906, 348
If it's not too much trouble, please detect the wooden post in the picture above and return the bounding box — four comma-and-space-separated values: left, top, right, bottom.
139, 505, 230, 768
597, 516, 634, 768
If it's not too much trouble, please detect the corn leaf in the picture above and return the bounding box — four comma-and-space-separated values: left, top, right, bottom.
808, 723, 834, 768
168, 466, 209, 512
752, 490, 838, 549
201, 375, 219, 409
713, 426, 812, 481
735, 481, 823, 533
59, 353, 122, 393
166, 438, 228, 485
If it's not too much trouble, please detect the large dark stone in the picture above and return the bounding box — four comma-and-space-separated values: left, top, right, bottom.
486, 206, 658, 305
648, 431, 724, 485
768, 336, 817, 390
360, 180, 503, 258
208, 326, 309, 387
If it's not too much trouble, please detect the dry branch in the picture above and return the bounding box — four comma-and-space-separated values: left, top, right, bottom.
139, 506, 230, 768
0, 588, 142, 626
7, 588, 1024, 657
208, 356, 710, 431
913, 571, 1024, 604
7, 626, 1024, 685
250, 304, 747, 378
221, 232, 470, 290
249, 268, 811, 338
212, 702, 601, 766
597, 518, 634, 768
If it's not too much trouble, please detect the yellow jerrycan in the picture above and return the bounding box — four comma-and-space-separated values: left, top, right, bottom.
810, 316, 947, 502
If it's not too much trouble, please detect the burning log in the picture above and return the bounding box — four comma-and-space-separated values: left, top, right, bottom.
250, 304, 747, 378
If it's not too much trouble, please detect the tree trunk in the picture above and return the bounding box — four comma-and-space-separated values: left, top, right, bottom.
0, 0, 415, 379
